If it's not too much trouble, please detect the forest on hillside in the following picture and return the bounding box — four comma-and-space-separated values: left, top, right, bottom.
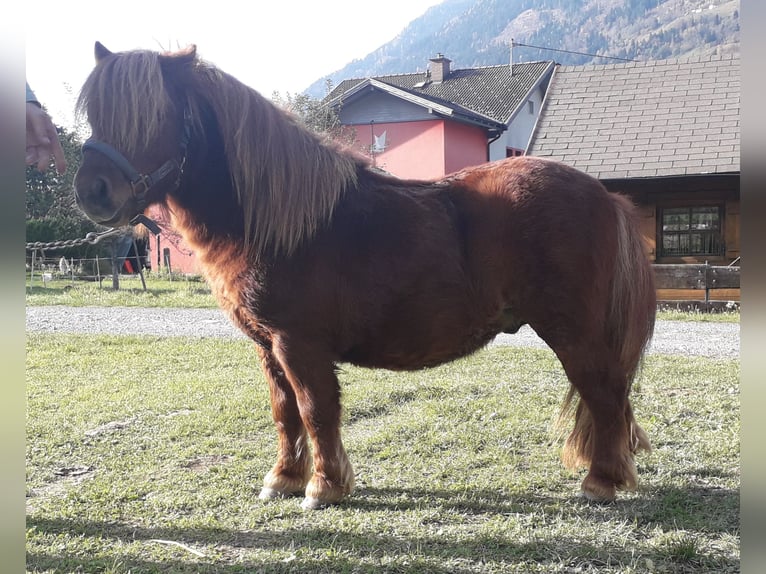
305, 0, 739, 97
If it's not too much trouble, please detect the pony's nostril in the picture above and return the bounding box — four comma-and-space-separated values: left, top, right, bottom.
92, 177, 109, 199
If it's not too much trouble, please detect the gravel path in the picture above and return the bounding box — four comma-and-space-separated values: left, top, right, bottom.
26, 305, 739, 359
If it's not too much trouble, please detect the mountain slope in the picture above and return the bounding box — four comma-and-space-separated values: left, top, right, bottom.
304, 0, 739, 98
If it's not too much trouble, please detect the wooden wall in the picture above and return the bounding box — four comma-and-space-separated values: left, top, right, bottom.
652, 261, 740, 304
606, 174, 739, 262
605, 174, 740, 302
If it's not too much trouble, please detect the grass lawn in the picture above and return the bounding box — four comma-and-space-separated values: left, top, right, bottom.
26, 334, 739, 573
25, 274, 219, 309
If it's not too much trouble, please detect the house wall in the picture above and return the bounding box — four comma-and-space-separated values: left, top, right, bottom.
341, 92, 491, 178
444, 121, 490, 174
348, 120, 447, 179
147, 233, 199, 275
606, 175, 739, 264
144, 206, 200, 275
605, 175, 740, 301
340, 92, 433, 124
348, 119, 488, 179
489, 83, 547, 161
724, 199, 739, 262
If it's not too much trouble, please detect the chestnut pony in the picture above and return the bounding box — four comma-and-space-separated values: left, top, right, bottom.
74, 43, 655, 509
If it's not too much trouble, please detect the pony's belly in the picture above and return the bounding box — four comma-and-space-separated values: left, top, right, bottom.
340, 327, 499, 371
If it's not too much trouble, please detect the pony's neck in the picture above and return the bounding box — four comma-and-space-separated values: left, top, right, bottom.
171, 104, 243, 240
181, 67, 361, 259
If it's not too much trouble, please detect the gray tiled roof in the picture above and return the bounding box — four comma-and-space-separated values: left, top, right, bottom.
329, 60, 555, 125
334, 78, 508, 133
526, 54, 740, 179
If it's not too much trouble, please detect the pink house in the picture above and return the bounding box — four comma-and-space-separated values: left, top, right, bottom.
341, 95, 490, 180
327, 54, 555, 179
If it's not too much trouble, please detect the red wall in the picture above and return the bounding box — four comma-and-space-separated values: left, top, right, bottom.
444, 121, 489, 174
145, 206, 200, 275
350, 119, 488, 179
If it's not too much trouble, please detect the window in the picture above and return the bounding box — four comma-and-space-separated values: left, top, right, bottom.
659, 206, 724, 257
527, 100, 534, 114
506, 147, 523, 158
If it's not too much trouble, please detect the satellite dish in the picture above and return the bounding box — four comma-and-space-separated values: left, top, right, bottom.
372, 131, 387, 153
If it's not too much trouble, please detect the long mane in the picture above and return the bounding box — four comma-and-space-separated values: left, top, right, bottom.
77, 47, 361, 257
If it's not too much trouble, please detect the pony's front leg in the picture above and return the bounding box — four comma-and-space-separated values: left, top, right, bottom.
256, 345, 312, 499
273, 338, 355, 510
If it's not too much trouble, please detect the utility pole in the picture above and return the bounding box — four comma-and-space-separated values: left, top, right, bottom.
510, 38, 514, 76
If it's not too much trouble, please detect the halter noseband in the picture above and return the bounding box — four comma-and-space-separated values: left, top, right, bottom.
81, 105, 193, 221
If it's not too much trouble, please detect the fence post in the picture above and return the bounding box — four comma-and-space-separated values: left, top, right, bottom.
30, 249, 36, 287
163, 248, 172, 279
133, 237, 148, 291
111, 240, 120, 290
156, 234, 161, 271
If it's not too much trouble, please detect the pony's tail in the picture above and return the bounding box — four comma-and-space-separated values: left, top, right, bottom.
557, 194, 655, 476
607, 193, 656, 386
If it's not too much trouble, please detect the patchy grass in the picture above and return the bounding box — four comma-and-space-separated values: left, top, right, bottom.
26, 334, 739, 573
25, 274, 217, 308
655, 308, 739, 323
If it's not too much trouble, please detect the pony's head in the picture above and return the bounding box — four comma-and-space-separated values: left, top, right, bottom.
73, 42, 197, 227
74, 41, 362, 258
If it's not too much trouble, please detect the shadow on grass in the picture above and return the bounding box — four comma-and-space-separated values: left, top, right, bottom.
27, 484, 738, 574
350, 483, 739, 533
26, 285, 84, 295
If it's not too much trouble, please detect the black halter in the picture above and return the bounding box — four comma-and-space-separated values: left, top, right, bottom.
81, 105, 193, 225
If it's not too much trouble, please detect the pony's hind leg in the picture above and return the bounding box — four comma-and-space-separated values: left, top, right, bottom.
554, 347, 650, 502
256, 345, 312, 499
272, 338, 355, 510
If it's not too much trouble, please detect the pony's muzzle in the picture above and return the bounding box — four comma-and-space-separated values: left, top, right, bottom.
74, 175, 107, 210
87, 176, 110, 203
74, 175, 130, 226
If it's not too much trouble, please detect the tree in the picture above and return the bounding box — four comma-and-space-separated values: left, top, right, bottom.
271, 79, 357, 148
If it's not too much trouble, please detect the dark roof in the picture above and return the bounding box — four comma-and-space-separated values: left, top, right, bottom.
526, 53, 740, 179
330, 78, 508, 133
327, 60, 555, 126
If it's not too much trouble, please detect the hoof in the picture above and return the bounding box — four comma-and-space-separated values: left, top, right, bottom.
580, 489, 616, 504
260, 467, 310, 501
259, 487, 292, 500
581, 474, 617, 502
301, 496, 329, 510
259, 483, 304, 500
301, 475, 353, 510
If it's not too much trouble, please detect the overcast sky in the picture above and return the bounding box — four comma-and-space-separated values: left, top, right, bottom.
26, 0, 443, 130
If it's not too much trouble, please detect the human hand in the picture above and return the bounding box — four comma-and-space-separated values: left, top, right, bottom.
26, 102, 67, 174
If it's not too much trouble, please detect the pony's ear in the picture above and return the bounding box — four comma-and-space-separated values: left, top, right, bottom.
94, 41, 113, 62
159, 44, 198, 69
177, 44, 197, 59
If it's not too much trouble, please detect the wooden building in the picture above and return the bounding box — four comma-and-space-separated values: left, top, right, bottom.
526, 53, 740, 302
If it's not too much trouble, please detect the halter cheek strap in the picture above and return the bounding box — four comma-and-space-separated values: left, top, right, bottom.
80, 139, 179, 209
81, 105, 193, 213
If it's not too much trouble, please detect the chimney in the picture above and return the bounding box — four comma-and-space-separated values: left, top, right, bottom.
429, 53, 451, 83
